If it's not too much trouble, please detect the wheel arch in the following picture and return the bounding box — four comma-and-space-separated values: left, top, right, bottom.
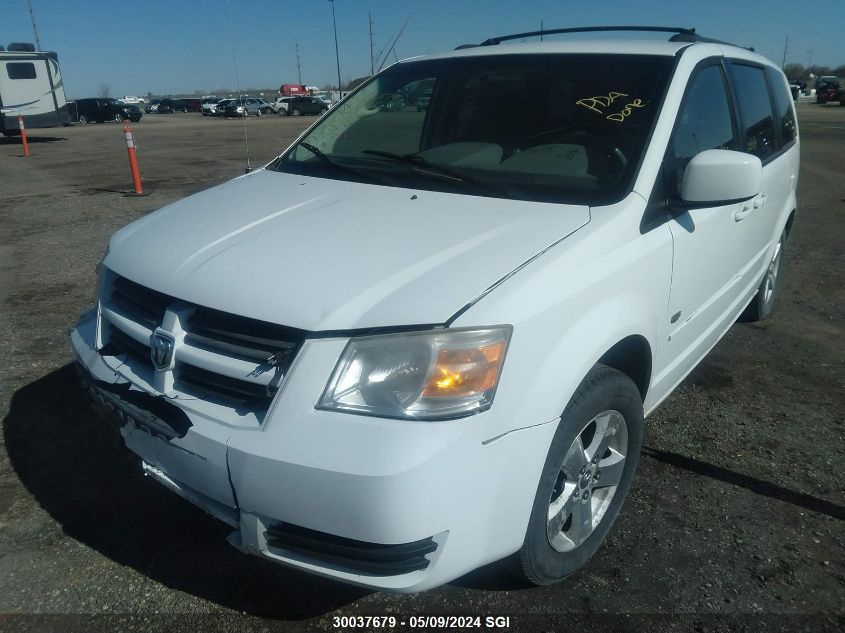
596, 334, 652, 402
784, 208, 797, 242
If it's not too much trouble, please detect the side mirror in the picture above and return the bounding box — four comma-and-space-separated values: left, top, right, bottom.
681, 149, 762, 205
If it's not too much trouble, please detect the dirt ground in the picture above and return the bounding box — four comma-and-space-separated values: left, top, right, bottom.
0, 106, 843, 632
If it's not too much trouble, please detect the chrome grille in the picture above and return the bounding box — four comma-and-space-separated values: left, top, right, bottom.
98, 272, 303, 417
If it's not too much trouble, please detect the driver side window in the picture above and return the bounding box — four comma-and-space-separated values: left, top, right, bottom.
667, 64, 736, 197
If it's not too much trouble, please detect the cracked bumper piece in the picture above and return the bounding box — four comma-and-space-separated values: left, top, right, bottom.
70, 309, 559, 592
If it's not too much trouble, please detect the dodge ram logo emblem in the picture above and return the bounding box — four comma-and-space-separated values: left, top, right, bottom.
150, 331, 175, 370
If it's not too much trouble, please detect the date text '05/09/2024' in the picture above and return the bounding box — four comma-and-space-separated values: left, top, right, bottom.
331, 615, 512, 629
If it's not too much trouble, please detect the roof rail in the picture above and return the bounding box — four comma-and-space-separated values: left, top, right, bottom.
668, 32, 754, 52
465, 25, 754, 52
478, 26, 695, 46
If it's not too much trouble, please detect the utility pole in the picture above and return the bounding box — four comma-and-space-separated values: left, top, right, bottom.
295, 40, 302, 85
369, 11, 375, 76
27, 0, 42, 51
781, 34, 789, 69
329, 0, 343, 97
540, 19, 544, 42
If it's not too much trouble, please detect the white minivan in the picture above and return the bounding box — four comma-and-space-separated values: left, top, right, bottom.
70, 27, 798, 591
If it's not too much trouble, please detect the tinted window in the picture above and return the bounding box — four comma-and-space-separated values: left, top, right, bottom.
274, 54, 675, 205
729, 63, 776, 161
766, 67, 797, 146
7, 62, 36, 79
666, 65, 736, 196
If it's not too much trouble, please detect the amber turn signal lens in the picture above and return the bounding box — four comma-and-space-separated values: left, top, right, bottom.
421, 340, 507, 398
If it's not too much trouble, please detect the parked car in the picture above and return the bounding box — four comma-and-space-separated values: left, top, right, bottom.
74, 97, 142, 124
201, 98, 221, 116
270, 96, 291, 114
223, 97, 271, 117
121, 96, 145, 105
120, 104, 144, 122
284, 95, 328, 116
815, 76, 841, 103
144, 99, 160, 114
210, 99, 234, 117
182, 98, 202, 113
71, 27, 799, 593
157, 98, 188, 113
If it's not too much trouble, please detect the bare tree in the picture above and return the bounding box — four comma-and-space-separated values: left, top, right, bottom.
783, 63, 806, 82
97, 82, 112, 98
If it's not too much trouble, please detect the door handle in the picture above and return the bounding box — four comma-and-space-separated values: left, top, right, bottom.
734, 195, 766, 222
734, 202, 753, 222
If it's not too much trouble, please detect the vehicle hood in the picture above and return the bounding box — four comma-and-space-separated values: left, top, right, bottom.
106, 170, 590, 331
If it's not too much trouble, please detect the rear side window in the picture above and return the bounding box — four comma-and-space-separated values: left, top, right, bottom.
766, 67, 797, 146
667, 64, 736, 196
7, 62, 36, 79
729, 63, 776, 161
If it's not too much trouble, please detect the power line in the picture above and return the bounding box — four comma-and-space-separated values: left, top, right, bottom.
295, 39, 302, 85
27, 0, 42, 50
329, 0, 342, 95
369, 11, 375, 76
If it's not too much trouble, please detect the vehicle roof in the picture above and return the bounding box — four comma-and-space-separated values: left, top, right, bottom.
405, 38, 771, 66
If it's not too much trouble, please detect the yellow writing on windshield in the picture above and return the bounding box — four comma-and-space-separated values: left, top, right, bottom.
576, 92, 646, 123
576, 92, 629, 113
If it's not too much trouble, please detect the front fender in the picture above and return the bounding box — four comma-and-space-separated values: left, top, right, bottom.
453, 196, 673, 440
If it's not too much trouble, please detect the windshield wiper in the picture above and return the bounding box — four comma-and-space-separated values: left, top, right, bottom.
361, 149, 520, 199
298, 142, 381, 184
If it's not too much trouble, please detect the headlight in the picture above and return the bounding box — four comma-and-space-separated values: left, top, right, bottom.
317, 327, 511, 421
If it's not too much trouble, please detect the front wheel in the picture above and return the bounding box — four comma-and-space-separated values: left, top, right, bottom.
113, 113, 124, 123
78, 114, 89, 124
255, 108, 262, 117
291, 107, 301, 116
515, 365, 643, 585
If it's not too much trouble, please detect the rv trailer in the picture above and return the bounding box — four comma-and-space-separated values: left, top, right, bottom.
0, 43, 70, 136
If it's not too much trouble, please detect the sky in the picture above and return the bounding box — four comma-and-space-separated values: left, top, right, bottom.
4, 0, 844, 98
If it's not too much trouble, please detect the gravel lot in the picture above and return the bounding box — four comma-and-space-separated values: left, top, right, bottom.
0, 105, 843, 632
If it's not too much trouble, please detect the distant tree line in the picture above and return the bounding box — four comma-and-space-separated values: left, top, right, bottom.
783, 63, 845, 82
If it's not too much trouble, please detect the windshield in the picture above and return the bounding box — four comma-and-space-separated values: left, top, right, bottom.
271, 53, 674, 204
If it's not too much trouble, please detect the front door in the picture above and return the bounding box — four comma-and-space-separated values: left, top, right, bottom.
656, 62, 767, 390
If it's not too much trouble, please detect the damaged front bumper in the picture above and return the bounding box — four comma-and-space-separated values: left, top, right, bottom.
70, 307, 558, 592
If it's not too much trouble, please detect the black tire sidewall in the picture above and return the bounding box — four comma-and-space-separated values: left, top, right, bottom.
521, 366, 644, 584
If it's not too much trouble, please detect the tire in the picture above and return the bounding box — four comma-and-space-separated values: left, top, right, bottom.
78, 114, 89, 124
113, 113, 124, 123
515, 365, 643, 586
292, 108, 301, 116
255, 108, 262, 117
321, 107, 328, 115
739, 228, 786, 322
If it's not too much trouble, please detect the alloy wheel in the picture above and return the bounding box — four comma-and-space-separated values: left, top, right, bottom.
546, 410, 628, 552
